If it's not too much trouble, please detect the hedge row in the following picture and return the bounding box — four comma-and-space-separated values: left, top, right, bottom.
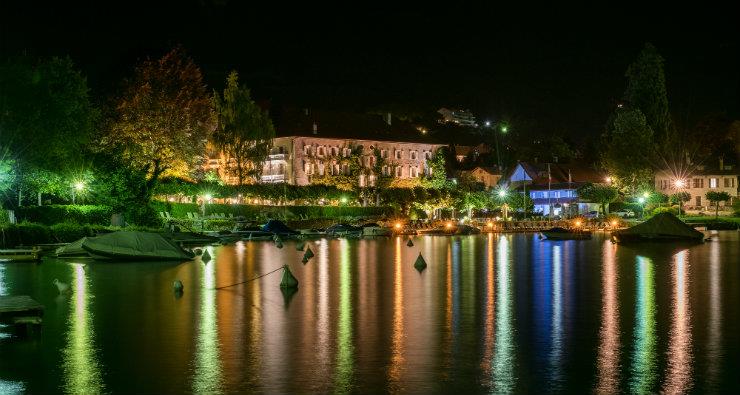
15, 205, 113, 225
153, 179, 355, 201
0, 222, 163, 248
154, 202, 393, 220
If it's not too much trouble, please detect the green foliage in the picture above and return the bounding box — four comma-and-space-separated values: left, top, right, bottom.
600, 109, 654, 194
670, 192, 691, 204
212, 71, 275, 186
505, 192, 534, 213
651, 206, 679, 216
101, 47, 211, 182
16, 205, 113, 225
308, 145, 364, 190
0, 148, 14, 194
422, 148, 449, 188
623, 43, 672, 141
154, 201, 391, 221
578, 183, 620, 216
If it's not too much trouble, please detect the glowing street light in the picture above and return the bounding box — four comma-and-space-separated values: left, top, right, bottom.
340, 196, 348, 204
500, 125, 508, 133
485, 120, 491, 127
74, 181, 85, 191
605, 176, 612, 183
642, 192, 650, 198
674, 179, 686, 189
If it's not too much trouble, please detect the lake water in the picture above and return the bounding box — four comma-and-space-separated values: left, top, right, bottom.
1, 232, 739, 394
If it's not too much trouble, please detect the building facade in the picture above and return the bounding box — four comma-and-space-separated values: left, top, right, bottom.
460, 166, 502, 190
655, 160, 738, 211
505, 162, 604, 217
437, 107, 478, 128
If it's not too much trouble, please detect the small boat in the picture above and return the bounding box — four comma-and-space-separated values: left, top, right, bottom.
261, 220, 300, 237
611, 212, 704, 243
55, 238, 93, 258
81, 231, 195, 261
540, 227, 592, 240
361, 223, 392, 236
326, 224, 363, 237
0, 248, 41, 262
455, 224, 481, 235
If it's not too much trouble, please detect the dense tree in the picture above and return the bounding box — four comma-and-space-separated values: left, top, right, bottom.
577, 183, 619, 216
705, 191, 731, 218
102, 47, 211, 188
623, 43, 671, 142
0, 56, 98, 206
0, 148, 15, 195
212, 71, 274, 186
422, 148, 449, 188
600, 109, 654, 195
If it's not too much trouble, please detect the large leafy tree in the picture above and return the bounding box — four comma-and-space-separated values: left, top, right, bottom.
103, 47, 211, 189
577, 183, 619, 216
422, 147, 449, 188
212, 71, 274, 186
0, 56, 98, 205
600, 109, 654, 195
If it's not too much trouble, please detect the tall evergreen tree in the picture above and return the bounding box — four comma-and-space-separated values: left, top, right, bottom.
623, 43, 672, 142
600, 109, 655, 195
212, 71, 274, 186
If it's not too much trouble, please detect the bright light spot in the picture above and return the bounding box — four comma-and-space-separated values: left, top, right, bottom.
605, 177, 612, 183
74, 182, 85, 191
204, 194, 212, 201
498, 190, 507, 197
394, 222, 402, 229
340, 196, 348, 203
501, 125, 508, 133
674, 179, 686, 188
445, 222, 453, 229
611, 220, 618, 227
638, 197, 646, 204
642, 192, 650, 198
574, 220, 582, 227
485, 121, 491, 127
168, 197, 175, 202
487, 222, 493, 228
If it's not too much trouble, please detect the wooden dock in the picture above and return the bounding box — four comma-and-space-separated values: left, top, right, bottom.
0, 295, 44, 323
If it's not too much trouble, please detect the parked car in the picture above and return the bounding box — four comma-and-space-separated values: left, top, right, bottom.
612, 209, 635, 218
583, 211, 600, 219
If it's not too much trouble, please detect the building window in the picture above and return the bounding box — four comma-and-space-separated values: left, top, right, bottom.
725, 178, 736, 188
304, 145, 311, 156
342, 148, 351, 157
410, 166, 417, 177
342, 164, 349, 175
359, 174, 366, 187
660, 179, 669, 190
425, 151, 432, 160
382, 165, 390, 176
381, 149, 388, 159
368, 175, 376, 187
304, 162, 311, 174
695, 195, 701, 206
395, 166, 402, 177
395, 150, 402, 160
709, 178, 717, 188
410, 150, 418, 160
693, 178, 704, 188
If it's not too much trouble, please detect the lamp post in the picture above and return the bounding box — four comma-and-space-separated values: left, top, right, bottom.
72, 181, 85, 205
674, 179, 686, 217
498, 189, 508, 221
638, 196, 646, 218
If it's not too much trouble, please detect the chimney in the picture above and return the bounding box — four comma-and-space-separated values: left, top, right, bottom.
386, 112, 392, 126
719, 157, 724, 170
312, 122, 318, 135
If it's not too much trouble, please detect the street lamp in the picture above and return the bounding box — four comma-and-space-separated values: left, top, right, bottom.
497, 189, 509, 221
673, 179, 686, 216
638, 196, 646, 218
72, 181, 85, 205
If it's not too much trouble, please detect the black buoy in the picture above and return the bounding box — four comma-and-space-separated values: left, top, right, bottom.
280, 286, 298, 308
280, 265, 299, 289
173, 280, 184, 292
304, 247, 315, 260
302, 256, 309, 264
194, 248, 203, 256
414, 253, 427, 272
201, 249, 212, 263
276, 241, 284, 249
406, 239, 414, 247
296, 241, 305, 251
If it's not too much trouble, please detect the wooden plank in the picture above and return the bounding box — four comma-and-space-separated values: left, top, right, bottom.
0, 296, 44, 315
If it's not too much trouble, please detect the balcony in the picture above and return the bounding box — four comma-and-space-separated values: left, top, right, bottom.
261, 174, 285, 183
267, 153, 287, 162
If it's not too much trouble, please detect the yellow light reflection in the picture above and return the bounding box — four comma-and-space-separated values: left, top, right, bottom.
595, 241, 620, 394
706, 236, 721, 390
192, 250, 223, 392
480, 233, 495, 381
549, 245, 563, 386
389, 237, 405, 387
662, 250, 693, 393
63, 264, 105, 394
492, 235, 516, 393
629, 256, 657, 394
334, 239, 354, 392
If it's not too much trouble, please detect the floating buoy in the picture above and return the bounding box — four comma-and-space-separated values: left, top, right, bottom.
194, 248, 203, 256
414, 253, 427, 272
280, 286, 298, 307
304, 247, 315, 259
302, 256, 309, 264
276, 241, 284, 249
173, 280, 184, 292
296, 241, 305, 251
280, 265, 299, 289
201, 249, 212, 263
406, 239, 414, 247
274, 235, 282, 243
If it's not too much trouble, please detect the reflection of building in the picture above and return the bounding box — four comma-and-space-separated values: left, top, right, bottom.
655, 159, 738, 211
438, 107, 478, 128
504, 161, 605, 217
460, 166, 502, 190
209, 109, 446, 186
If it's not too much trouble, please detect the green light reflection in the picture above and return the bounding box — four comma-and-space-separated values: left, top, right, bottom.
492, 236, 515, 394
335, 239, 354, 393
192, 249, 223, 393
629, 256, 657, 394
62, 264, 105, 394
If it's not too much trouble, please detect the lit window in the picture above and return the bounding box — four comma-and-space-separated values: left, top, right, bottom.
710, 178, 717, 188
304, 145, 311, 155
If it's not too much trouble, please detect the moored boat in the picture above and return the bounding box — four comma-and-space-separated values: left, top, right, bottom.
611, 212, 704, 243
81, 231, 195, 261
540, 227, 592, 240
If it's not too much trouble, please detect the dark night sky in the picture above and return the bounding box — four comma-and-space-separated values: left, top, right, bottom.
2, 1, 739, 140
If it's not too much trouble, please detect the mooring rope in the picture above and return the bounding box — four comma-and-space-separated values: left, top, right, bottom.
214, 265, 284, 290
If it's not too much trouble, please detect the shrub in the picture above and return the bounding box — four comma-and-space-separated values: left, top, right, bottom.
651, 206, 678, 216
16, 205, 113, 225
155, 202, 392, 220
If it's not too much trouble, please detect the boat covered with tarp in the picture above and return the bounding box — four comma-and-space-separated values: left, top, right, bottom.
541, 227, 592, 240
81, 231, 195, 261
261, 220, 300, 236
55, 237, 93, 257
611, 212, 704, 243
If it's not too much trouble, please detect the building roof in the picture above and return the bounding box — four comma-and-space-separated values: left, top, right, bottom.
508, 161, 605, 190
270, 108, 447, 144
464, 166, 501, 176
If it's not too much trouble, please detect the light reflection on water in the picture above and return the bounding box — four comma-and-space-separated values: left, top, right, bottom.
1, 232, 739, 393
62, 263, 105, 394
